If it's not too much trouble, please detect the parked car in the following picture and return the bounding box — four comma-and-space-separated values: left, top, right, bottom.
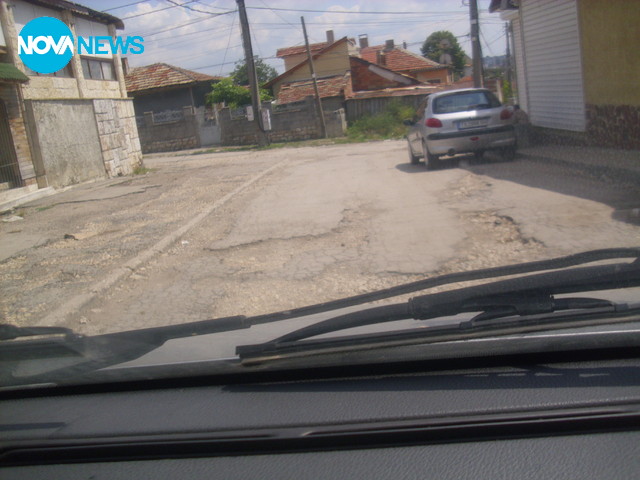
406, 88, 517, 169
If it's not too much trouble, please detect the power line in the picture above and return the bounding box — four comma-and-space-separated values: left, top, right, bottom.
246, 6, 479, 15
220, 11, 237, 76
102, 0, 149, 12
165, 0, 222, 15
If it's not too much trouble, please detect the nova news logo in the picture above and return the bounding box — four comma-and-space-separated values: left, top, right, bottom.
18, 17, 144, 74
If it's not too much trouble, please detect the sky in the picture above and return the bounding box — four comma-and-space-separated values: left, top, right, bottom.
79, 0, 508, 77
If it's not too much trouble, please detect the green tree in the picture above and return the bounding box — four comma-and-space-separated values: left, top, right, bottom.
231, 58, 278, 86
421, 31, 466, 79
206, 78, 272, 109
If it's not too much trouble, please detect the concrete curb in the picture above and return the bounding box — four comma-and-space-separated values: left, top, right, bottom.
35, 159, 289, 327
0, 187, 56, 213
518, 151, 640, 187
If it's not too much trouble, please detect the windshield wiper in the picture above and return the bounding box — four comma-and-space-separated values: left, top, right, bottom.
236, 259, 640, 362
2, 248, 639, 386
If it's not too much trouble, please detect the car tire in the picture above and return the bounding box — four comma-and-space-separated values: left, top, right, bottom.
473, 150, 485, 163
423, 142, 439, 170
407, 139, 420, 165
501, 145, 517, 162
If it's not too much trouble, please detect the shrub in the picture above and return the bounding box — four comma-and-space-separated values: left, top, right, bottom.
347, 100, 416, 141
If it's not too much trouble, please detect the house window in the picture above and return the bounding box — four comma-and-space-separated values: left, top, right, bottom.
81, 58, 115, 80
24, 64, 74, 78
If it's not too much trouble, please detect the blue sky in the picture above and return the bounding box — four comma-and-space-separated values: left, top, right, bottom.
79, 1, 507, 77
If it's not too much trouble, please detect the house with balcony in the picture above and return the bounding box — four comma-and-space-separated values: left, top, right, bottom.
0, 0, 142, 207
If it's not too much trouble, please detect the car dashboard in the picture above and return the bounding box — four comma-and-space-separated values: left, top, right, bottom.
1, 347, 639, 479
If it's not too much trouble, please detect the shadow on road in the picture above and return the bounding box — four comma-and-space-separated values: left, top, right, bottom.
459, 152, 640, 227
395, 150, 640, 227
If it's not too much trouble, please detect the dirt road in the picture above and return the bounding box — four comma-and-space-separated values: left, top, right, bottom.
1, 140, 638, 334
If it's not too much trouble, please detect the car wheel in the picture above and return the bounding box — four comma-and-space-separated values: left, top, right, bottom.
473, 150, 485, 164
407, 139, 420, 165
423, 142, 439, 170
501, 145, 517, 162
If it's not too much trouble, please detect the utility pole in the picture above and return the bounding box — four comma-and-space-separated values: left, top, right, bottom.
236, 0, 268, 145
505, 22, 512, 88
469, 0, 484, 87
301, 16, 327, 139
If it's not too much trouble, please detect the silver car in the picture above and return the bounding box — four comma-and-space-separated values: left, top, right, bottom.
406, 88, 517, 169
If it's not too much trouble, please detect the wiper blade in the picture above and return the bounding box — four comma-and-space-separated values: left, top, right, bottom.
236, 260, 640, 362
2, 248, 639, 386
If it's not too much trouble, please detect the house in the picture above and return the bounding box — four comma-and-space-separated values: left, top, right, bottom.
0, 0, 142, 203
267, 34, 356, 111
359, 38, 453, 85
125, 63, 222, 152
490, 0, 640, 149
266, 31, 451, 116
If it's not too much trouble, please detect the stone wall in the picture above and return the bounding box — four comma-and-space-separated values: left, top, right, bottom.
219, 97, 346, 146
586, 104, 640, 150
94, 99, 143, 176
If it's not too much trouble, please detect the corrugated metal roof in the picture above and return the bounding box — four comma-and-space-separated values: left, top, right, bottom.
0, 63, 29, 83
125, 63, 221, 93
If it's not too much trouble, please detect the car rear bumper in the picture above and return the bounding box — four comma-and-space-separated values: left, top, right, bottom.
426, 125, 516, 155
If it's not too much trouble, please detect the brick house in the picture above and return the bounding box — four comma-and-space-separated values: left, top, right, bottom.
266, 32, 450, 115
359, 38, 452, 85
491, 0, 640, 149
0, 0, 142, 206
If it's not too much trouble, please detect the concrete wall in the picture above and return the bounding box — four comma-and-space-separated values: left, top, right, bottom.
24, 98, 142, 187
24, 100, 106, 187
219, 97, 345, 146
136, 106, 200, 153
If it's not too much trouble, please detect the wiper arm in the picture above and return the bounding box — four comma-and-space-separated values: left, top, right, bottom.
2, 248, 639, 386
236, 260, 640, 361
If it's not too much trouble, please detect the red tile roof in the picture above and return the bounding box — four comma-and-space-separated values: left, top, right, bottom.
125, 63, 221, 93
360, 45, 448, 74
277, 74, 351, 104
349, 84, 441, 100
277, 42, 327, 58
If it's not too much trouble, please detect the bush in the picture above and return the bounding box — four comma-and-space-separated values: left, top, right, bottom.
347, 100, 416, 141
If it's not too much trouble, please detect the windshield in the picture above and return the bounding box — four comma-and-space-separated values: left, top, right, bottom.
1, 0, 639, 388
433, 91, 501, 114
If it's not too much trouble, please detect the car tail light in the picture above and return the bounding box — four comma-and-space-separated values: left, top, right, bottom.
500, 108, 513, 120
425, 118, 443, 128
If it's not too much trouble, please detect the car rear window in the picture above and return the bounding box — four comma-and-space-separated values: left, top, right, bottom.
433, 91, 501, 114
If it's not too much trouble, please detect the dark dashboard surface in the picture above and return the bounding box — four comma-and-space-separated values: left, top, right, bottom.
2, 357, 640, 478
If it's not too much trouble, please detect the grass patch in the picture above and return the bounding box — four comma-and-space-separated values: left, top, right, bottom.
132, 165, 155, 175
36, 205, 54, 212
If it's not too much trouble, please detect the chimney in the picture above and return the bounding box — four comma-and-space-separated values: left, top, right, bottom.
384, 39, 394, 51
358, 34, 369, 49
326, 30, 335, 44
376, 50, 386, 66
121, 57, 129, 75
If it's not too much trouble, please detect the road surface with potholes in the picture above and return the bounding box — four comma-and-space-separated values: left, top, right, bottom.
1, 140, 639, 335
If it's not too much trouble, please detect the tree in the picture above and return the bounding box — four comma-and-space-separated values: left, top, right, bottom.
421, 31, 466, 79
206, 78, 272, 108
231, 58, 278, 87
